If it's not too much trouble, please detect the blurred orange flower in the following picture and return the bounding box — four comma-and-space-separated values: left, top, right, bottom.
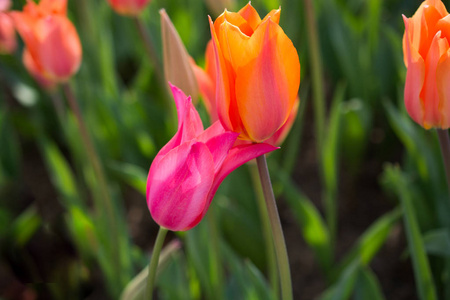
107, 0, 150, 16
202, 3, 300, 143
403, 0, 450, 129
11, 0, 82, 84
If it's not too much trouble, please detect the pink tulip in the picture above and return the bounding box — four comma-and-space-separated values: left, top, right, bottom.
147, 84, 277, 231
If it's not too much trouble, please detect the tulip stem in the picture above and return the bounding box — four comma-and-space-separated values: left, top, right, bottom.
256, 155, 293, 300
437, 129, 450, 198
146, 227, 168, 300
134, 16, 164, 87
62, 82, 121, 286
250, 163, 279, 299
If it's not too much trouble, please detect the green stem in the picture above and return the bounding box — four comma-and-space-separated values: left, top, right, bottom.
256, 155, 293, 300
304, 0, 336, 248
250, 163, 279, 299
207, 208, 224, 300
146, 227, 168, 300
133, 16, 165, 87
437, 129, 450, 198
303, 0, 325, 151
62, 82, 121, 284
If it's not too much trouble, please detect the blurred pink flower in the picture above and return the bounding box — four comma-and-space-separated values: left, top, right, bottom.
0, 12, 16, 54
107, 0, 151, 16
147, 84, 277, 231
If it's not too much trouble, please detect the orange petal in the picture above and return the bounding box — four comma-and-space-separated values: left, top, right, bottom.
39, 0, 67, 15
218, 20, 250, 70
421, 31, 448, 128
10, 11, 41, 67
235, 18, 300, 142
238, 2, 261, 31
209, 16, 233, 131
261, 8, 280, 25
403, 15, 426, 127
436, 49, 450, 128
214, 10, 253, 37
160, 9, 198, 102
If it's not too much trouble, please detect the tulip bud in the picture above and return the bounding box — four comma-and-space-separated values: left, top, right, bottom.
107, 0, 151, 16
0, 12, 16, 54
11, 0, 82, 84
403, 0, 450, 129
147, 83, 277, 231
160, 9, 198, 102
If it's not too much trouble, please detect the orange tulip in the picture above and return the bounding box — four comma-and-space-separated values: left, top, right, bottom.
206, 3, 300, 143
107, 0, 150, 16
11, 0, 82, 84
403, 0, 450, 129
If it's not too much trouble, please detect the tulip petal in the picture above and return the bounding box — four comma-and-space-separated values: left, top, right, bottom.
161, 9, 199, 102
264, 96, 299, 146
204, 131, 239, 172
238, 2, 261, 31
209, 16, 234, 131
436, 49, 450, 128
201, 143, 278, 217
218, 20, 250, 70
39, 0, 67, 15
38, 16, 82, 81
235, 18, 300, 142
421, 31, 448, 128
261, 8, 280, 25
147, 141, 215, 231
10, 11, 41, 66
214, 10, 253, 37
403, 15, 426, 127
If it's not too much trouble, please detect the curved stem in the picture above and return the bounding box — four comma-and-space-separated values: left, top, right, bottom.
250, 163, 279, 299
146, 227, 168, 300
62, 82, 121, 283
133, 16, 164, 86
256, 155, 293, 300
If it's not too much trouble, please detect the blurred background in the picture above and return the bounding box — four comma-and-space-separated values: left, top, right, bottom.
1, 0, 449, 299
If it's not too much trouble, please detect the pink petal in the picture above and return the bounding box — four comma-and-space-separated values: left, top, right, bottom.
147, 141, 215, 231
200, 143, 278, 218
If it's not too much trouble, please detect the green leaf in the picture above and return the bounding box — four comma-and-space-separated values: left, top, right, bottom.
274, 168, 332, 271
381, 164, 437, 300
109, 161, 147, 195
334, 207, 401, 279
423, 228, 450, 258
354, 267, 386, 300
320, 261, 359, 300
10, 205, 42, 247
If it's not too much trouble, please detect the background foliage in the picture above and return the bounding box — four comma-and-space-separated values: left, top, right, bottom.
1, 0, 449, 299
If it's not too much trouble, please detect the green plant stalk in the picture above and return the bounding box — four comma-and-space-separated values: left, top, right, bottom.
206, 208, 225, 300
437, 129, 450, 198
256, 155, 293, 300
303, 0, 325, 151
436, 129, 450, 300
62, 82, 122, 288
303, 0, 336, 248
398, 176, 437, 300
250, 163, 279, 299
134, 16, 164, 87
146, 227, 168, 300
